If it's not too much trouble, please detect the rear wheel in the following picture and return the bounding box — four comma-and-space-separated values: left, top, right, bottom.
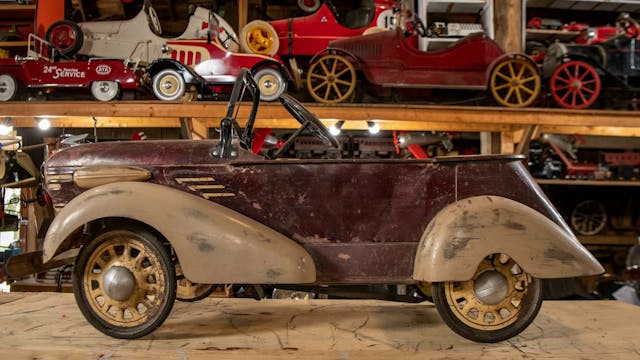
254, 67, 286, 102
91, 81, 120, 101
489, 56, 541, 108
432, 254, 542, 343
306, 54, 357, 104
73, 225, 176, 339
571, 200, 607, 236
152, 69, 186, 101
0, 74, 18, 101
550, 60, 601, 109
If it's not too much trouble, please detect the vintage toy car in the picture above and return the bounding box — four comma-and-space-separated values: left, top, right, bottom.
9, 69, 602, 343
240, 0, 398, 56
543, 13, 640, 109
0, 34, 145, 101
306, 28, 541, 107
43, 1, 290, 101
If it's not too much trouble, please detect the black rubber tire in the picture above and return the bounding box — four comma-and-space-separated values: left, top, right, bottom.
176, 283, 218, 302
45, 20, 84, 57
432, 275, 543, 343
73, 225, 176, 339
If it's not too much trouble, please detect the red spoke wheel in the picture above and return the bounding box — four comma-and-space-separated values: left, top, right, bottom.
550, 61, 601, 109
45, 20, 84, 57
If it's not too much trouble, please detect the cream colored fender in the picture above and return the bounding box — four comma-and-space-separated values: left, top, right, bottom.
413, 196, 604, 282
43, 182, 316, 284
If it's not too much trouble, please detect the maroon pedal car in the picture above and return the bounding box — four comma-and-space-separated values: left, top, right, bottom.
9, 69, 602, 343
0, 35, 145, 101
307, 27, 541, 107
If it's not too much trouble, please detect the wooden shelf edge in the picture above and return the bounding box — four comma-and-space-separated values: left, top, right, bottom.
0, 40, 28, 48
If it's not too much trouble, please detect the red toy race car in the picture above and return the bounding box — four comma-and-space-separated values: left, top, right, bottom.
0, 35, 145, 101
240, 0, 398, 56
306, 28, 541, 107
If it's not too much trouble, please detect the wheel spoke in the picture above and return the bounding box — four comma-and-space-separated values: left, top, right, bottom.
330, 57, 338, 75
312, 80, 328, 93
519, 86, 534, 95
334, 68, 350, 78
515, 88, 524, 104
508, 62, 516, 79
505, 87, 515, 102
496, 71, 511, 82
309, 73, 327, 80
520, 75, 538, 84
563, 66, 573, 79
516, 63, 526, 80
319, 60, 330, 77
554, 76, 569, 84
494, 83, 511, 91
334, 79, 352, 86
323, 82, 331, 100
571, 91, 577, 106
331, 83, 343, 99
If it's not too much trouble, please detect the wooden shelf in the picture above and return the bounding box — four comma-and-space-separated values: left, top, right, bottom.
2, 101, 640, 137
526, 29, 579, 42
0, 4, 35, 19
537, 179, 640, 186
579, 234, 638, 246
0, 40, 27, 48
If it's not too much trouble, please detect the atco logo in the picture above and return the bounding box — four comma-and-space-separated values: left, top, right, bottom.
95, 64, 112, 75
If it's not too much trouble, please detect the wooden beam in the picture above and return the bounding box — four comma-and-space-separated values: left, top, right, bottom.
493, 0, 523, 53
238, 0, 248, 31
500, 131, 515, 154
2, 102, 640, 136
179, 117, 208, 140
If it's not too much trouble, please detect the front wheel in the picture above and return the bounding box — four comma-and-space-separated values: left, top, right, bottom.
0, 74, 18, 101
239, 20, 279, 55
152, 69, 186, 101
432, 254, 543, 343
73, 225, 176, 339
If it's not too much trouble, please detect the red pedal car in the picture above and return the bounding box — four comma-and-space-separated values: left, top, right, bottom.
306, 28, 541, 107
0, 35, 145, 101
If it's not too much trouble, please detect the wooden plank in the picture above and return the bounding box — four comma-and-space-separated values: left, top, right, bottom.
2, 102, 640, 136
537, 179, 640, 186
1, 293, 640, 359
493, 0, 522, 53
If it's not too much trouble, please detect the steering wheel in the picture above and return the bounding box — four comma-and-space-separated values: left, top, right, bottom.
411, 17, 427, 37
148, 5, 162, 35
617, 13, 639, 38
274, 94, 339, 157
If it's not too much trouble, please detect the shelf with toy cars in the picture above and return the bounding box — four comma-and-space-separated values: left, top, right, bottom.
0, 3, 35, 57
417, 0, 493, 51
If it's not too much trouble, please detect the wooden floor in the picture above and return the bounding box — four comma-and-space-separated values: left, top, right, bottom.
1, 292, 639, 359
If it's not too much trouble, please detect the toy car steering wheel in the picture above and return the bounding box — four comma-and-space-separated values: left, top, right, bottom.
148, 6, 162, 35
271, 94, 339, 158
617, 13, 639, 38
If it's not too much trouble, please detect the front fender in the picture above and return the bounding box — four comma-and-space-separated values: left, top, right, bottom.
43, 182, 316, 284
413, 196, 604, 282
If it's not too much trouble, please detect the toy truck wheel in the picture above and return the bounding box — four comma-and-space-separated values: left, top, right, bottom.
489, 56, 541, 108
306, 54, 357, 104
152, 69, 186, 101
240, 20, 279, 55
0, 74, 18, 101
72, 225, 176, 339
432, 253, 543, 343
254, 67, 286, 102
570, 200, 607, 236
550, 60, 601, 109
91, 81, 120, 101
46, 20, 84, 57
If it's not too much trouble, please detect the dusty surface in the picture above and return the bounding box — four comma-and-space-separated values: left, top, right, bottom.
1, 292, 639, 359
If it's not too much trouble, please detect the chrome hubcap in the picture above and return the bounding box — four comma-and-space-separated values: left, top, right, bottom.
474, 270, 508, 305
103, 266, 136, 301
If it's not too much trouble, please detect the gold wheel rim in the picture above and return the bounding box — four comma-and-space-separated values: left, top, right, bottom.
491, 58, 540, 108
159, 74, 181, 97
246, 26, 274, 54
258, 73, 280, 97
84, 233, 167, 327
444, 254, 531, 330
306, 54, 356, 104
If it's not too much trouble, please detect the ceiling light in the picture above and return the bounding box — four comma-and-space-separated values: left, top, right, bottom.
367, 121, 380, 135
38, 118, 51, 130
329, 120, 345, 136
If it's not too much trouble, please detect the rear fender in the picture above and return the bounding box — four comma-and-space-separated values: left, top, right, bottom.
43, 182, 316, 284
413, 196, 604, 282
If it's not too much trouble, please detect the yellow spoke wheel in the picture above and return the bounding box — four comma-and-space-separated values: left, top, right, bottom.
73, 225, 176, 339
306, 54, 356, 104
489, 56, 541, 108
432, 254, 542, 343
176, 264, 218, 302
